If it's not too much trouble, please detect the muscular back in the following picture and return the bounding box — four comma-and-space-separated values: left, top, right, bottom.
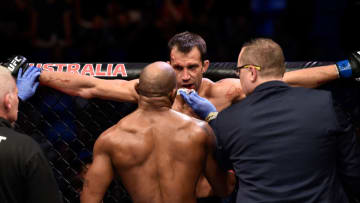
106, 109, 209, 203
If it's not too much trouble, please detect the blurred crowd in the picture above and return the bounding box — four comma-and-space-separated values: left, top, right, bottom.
0, 0, 359, 63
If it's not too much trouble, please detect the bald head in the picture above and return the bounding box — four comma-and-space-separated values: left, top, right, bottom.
137, 62, 177, 97
0, 65, 19, 124
0, 65, 16, 99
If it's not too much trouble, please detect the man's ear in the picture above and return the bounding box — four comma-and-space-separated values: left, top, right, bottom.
3, 93, 12, 111
202, 60, 210, 73
250, 67, 257, 83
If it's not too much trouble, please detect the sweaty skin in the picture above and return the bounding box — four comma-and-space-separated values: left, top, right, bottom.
80, 62, 235, 203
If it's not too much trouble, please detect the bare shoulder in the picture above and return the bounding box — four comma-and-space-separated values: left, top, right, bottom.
196, 119, 214, 138
171, 110, 212, 135
93, 124, 120, 153
184, 115, 215, 143
214, 78, 242, 92
200, 78, 245, 110
191, 118, 217, 150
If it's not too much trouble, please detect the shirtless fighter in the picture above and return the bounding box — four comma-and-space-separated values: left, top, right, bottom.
80, 62, 236, 203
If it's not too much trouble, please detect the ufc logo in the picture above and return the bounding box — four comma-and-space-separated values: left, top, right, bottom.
8, 56, 22, 72
0, 136, 6, 143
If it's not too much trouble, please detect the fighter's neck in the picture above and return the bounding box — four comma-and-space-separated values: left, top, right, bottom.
138, 96, 172, 111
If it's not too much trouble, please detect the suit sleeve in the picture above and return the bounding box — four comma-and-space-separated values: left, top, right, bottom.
334, 101, 360, 200
25, 149, 63, 203
209, 118, 233, 170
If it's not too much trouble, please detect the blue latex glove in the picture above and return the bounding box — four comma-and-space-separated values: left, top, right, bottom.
179, 90, 218, 122
17, 66, 41, 101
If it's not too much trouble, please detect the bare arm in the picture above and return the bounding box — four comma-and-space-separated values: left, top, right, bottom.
202, 123, 236, 197
283, 65, 339, 88
208, 78, 246, 109
40, 71, 139, 102
81, 134, 114, 203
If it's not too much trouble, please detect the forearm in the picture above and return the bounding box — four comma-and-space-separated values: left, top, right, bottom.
283, 65, 339, 88
80, 191, 103, 203
81, 178, 107, 203
210, 170, 236, 197
196, 175, 213, 198
223, 170, 236, 196
39, 71, 139, 102
40, 71, 96, 97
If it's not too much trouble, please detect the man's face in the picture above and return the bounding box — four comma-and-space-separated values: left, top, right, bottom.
169, 46, 209, 91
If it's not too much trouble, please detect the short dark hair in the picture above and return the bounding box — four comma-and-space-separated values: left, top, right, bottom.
168, 31, 208, 62
240, 38, 285, 77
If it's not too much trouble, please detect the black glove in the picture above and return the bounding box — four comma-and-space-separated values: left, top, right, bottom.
0, 55, 29, 77
336, 51, 360, 78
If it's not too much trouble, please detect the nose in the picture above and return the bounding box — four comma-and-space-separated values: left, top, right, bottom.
181, 68, 191, 81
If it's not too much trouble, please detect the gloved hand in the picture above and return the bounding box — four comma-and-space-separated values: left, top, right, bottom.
179, 90, 218, 122
17, 66, 41, 101
336, 51, 360, 78
0, 55, 29, 77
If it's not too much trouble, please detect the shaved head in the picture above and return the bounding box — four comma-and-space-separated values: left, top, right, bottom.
0, 65, 16, 99
136, 62, 177, 97
0, 65, 19, 124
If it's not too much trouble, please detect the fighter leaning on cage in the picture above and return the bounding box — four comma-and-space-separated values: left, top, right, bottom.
80, 62, 236, 203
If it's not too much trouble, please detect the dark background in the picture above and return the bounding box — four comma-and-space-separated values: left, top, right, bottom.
2, 1, 360, 202
1, 0, 359, 63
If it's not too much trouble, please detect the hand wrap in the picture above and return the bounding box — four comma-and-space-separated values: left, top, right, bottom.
336, 51, 360, 78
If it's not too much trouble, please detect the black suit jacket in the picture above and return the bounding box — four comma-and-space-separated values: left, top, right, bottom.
211, 81, 360, 203
0, 118, 63, 203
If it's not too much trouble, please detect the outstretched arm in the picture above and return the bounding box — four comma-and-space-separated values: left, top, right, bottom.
39, 71, 139, 102
283, 65, 339, 88
81, 135, 114, 203
284, 51, 360, 88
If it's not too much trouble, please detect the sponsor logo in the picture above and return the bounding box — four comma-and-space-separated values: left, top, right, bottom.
27, 63, 128, 77
8, 56, 22, 72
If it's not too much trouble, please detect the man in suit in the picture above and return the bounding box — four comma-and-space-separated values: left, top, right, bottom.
180, 38, 360, 203
0, 65, 63, 203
